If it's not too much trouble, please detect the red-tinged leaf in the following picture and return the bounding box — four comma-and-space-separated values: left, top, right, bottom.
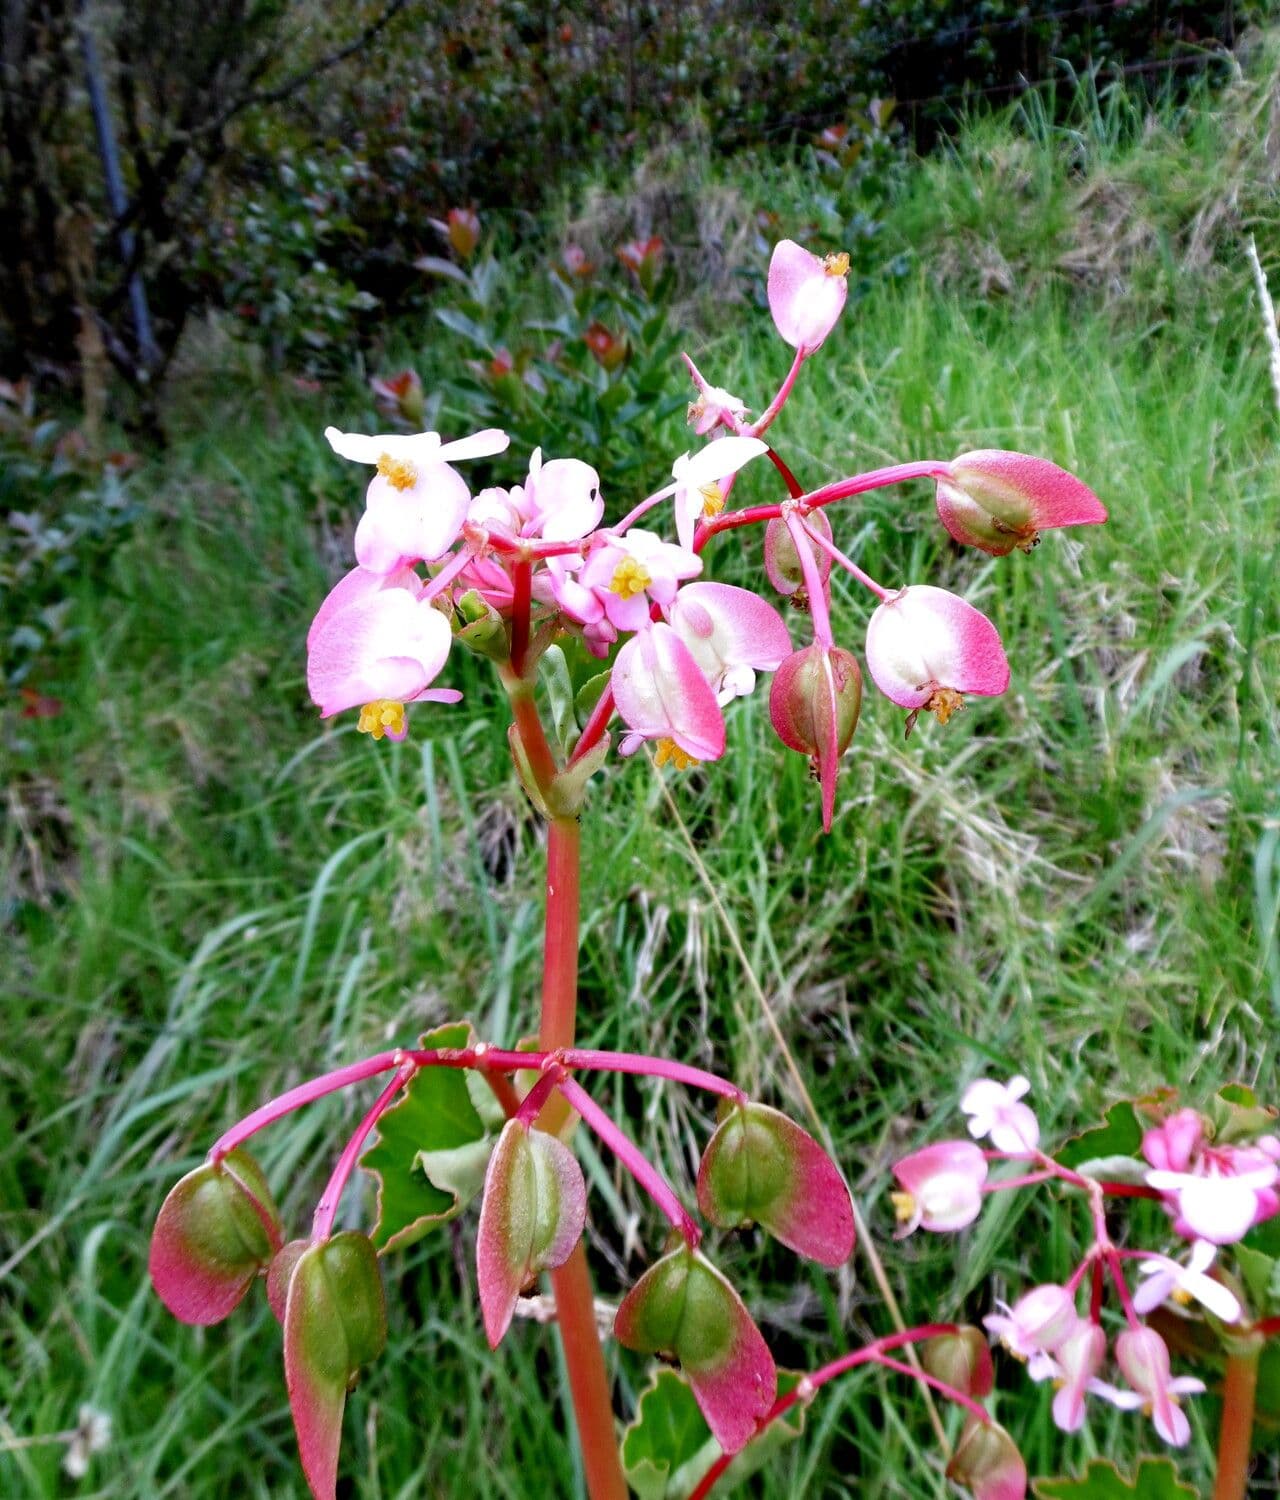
284, 1234, 387, 1500
614, 1247, 776, 1455
267, 1239, 309, 1324
149, 1149, 281, 1325
697, 1102, 854, 1267
923, 1326, 994, 1399
476, 1119, 587, 1348
947, 1419, 1027, 1500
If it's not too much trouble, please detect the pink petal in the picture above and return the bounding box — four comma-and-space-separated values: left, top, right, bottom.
767, 240, 848, 353
307, 590, 452, 717
612, 624, 726, 761
865, 585, 1010, 709
353, 462, 472, 571
307, 566, 421, 651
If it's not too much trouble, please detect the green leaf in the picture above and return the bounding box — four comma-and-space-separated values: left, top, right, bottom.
1032, 1458, 1199, 1499
540, 644, 577, 757
1206, 1083, 1277, 1144
361, 1022, 495, 1253
620, 1368, 805, 1500
574, 669, 611, 724
1055, 1101, 1144, 1170
1235, 1243, 1280, 1316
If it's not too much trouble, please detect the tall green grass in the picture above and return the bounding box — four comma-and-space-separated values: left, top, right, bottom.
4, 58, 1280, 1497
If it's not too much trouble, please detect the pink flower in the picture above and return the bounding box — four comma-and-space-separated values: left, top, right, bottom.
865, 585, 1010, 730
523, 450, 604, 542
578, 529, 702, 636
891, 1140, 988, 1235
666, 582, 792, 705
612, 622, 726, 766
325, 425, 509, 573
306, 567, 460, 734
683, 354, 748, 437
1141, 1109, 1206, 1174
1094, 1327, 1205, 1447
936, 450, 1107, 557
767, 239, 849, 354
984, 1284, 1079, 1360
960, 1076, 1040, 1153
1047, 1321, 1106, 1434
1145, 1151, 1279, 1245
670, 436, 767, 550
1132, 1241, 1242, 1323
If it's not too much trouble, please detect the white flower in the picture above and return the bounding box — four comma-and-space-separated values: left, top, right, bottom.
960, 1075, 1040, 1153
1132, 1240, 1242, 1323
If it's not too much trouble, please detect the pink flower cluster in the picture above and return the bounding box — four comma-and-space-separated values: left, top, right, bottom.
893, 1078, 1278, 1453
305, 238, 1107, 831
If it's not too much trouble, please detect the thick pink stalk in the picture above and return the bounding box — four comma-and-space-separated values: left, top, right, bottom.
801, 517, 889, 601
687, 1325, 965, 1500
784, 510, 833, 650
535, 813, 628, 1500
1213, 1341, 1261, 1500
556, 1073, 701, 1248
613, 483, 677, 535
508, 558, 533, 675
209, 1051, 404, 1160
311, 1063, 415, 1242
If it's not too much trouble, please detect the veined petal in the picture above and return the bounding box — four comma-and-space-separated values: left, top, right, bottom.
866, 585, 1010, 709
612, 624, 725, 762
307, 591, 452, 717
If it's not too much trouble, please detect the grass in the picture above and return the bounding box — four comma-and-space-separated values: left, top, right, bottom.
4, 54, 1280, 1499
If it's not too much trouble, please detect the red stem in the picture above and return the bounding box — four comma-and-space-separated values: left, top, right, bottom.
688, 1324, 964, 1500
509, 559, 533, 676
765, 447, 804, 499
311, 1063, 414, 1242
568, 684, 617, 769
748, 349, 807, 439
556, 1074, 701, 1247
1212, 1341, 1261, 1500
536, 813, 628, 1500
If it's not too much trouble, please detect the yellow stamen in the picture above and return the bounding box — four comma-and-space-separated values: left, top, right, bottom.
687, 397, 707, 426
357, 699, 406, 741
926, 687, 965, 726
654, 738, 699, 771
823, 251, 851, 278
1171, 1286, 1193, 1307
889, 1190, 917, 1225
609, 556, 652, 599
699, 481, 725, 519
376, 452, 418, 491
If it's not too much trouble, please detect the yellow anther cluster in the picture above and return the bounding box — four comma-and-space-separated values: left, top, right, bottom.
926, 687, 965, 726
889, 1190, 916, 1224
376, 452, 418, 491
699, 482, 725, 519
654, 738, 699, 771
823, 251, 851, 278
608, 556, 652, 599
357, 700, 407, 740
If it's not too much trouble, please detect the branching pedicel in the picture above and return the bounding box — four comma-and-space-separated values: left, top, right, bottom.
147, 236, 1261, 1500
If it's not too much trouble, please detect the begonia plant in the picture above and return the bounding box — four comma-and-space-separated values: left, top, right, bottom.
146, 237, 1280, 1499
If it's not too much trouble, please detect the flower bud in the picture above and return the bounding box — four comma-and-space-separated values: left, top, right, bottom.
696, 1101, 855, 1266
149, 1149, 282, 1325
584, 321, 627, 371
614, 1246, 776, 1455
946, 1419, 1027, 1500
476, 1119, 587, 1348
283, 1233, 388, 1500
769, 643, 861, 832
763, 511, 833, 597
446, 207, 480, 260
922, 1327, 994, 1399
936, 450, 1107, 557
